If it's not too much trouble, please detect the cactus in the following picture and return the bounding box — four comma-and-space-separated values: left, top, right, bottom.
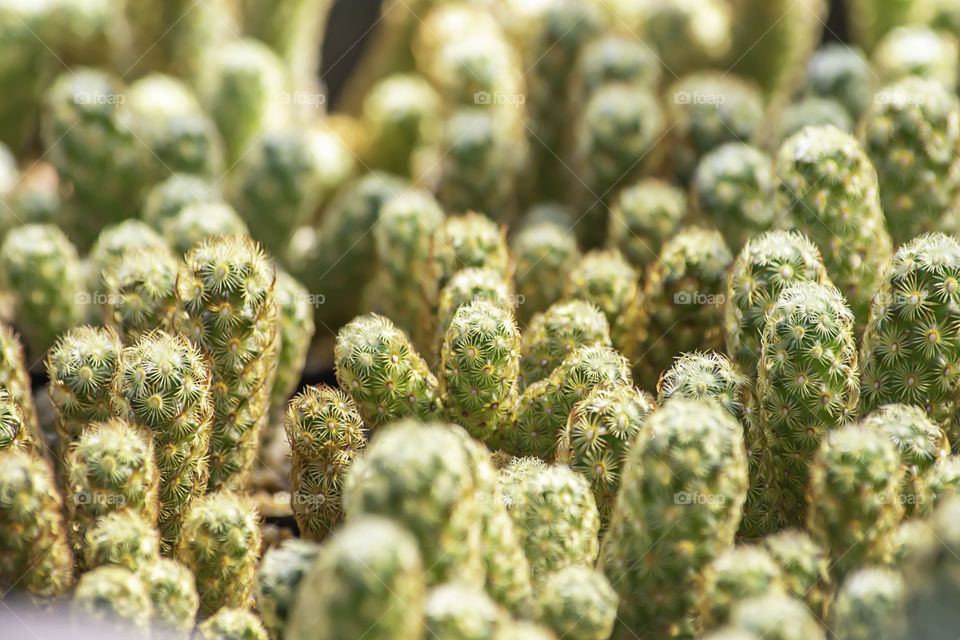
440, 300, 520, 442
563, 249, 638, 351
286, 517, 425, 640
142, 173, 223, 231
572, 82, 665, 247
600, 398, 749, 639
629, 227, 734, 389
511, 215, 580, 324
334, 313, 441, 429
1, 224, 83, 357
65, 418, 160, 556
534, 566, 617, 640
925, 454, 960, 506
111, 330, 212, 550
197, 608, 269, 640
607, 178, 687, 272
696, 546, 785, 630
761, 529, 833, 621
666, 73, 765, 183
362, 73, 442, 176
84, 510, 161, 572
424, 582, 503, 639
0, 449, 72, 598
859, 234, 960, 437
657, 351, 748, 419
254, 539, 321, 640
284, 385, 366, 540
846, 0, 932, 53
833, 567, 907, 640
727, 593, 824, 640
557, 384, 654, 528
88, 220, 168, 291
0, 325, 41, 449
435, 267, 514, 353
510, 343, 632, 458
0, 390, 33, 453
805, 44, 876, 120
270, 272, 315, 414
872, 26, 957, 90
176, 235, 279, 491
71, 565, 152, 633
641, 0, 733, 75
162, 202, 250, 258
518, 300, 611, 390
771, 96, 855, 148
177, 490, 262, 616
344, 420, 483, 586
807, 425, 905, 581
692, 143, 777, 251
102, 245, 179, 345
900, 496, 960, 637
499, 460, 599, 583
572, 34, 662, 100
142, 557, 199, 637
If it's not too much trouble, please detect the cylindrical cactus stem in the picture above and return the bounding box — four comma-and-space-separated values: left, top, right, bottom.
755, 281, 859, 533
102, 245, 179, 346
435, 267, 514, 354
176, 235, 279, 492
873, 25, 959, 90
518, 300, 611, 390
600, 398, 749, 639
846, 0, 934, 53
333, 313, 442, 430
111, 329, 213, 551
71, 565, 153, 633
606, 178, 686, 272
769, 96, 854, 151
286, 517, 426, 640
804, 44, 876, 121
727, 592, 825, 640
1, 224, 83, 358
142, 173, 223, 232
0, 390, 34, 453
177, 489, 262, 617
571, 34, 662, 109
557, 384, 654, 529
142, 557, 199, 637
762, 529, 833, 621
269, 271, 316, 416
925, 455, 960, 507
65, 418, 160, 559
283, 385, 366, 541
534, 566, 617, 640
87, 220, 168, 297
0, 324, 43, 449
440, 300, 521, 443
657, 351, 748, 419
807, 424, 905, 582
639, 0, 733, 76
509, 344, 632, 459
361, 73, 441, 176
0, 449, 73, 599
562, 249, 639, 352
344, 420, 485, 587
83, 510, 161, 572
424, 582, 503, 639
696, 546, 786, 631
859, 234, 960, 439
832, 567, 907, 640
511, 211, 580, 324
161, 202, 250, 258
775, 125, 893, 322
860, 77, 960, 242
254, 539, 321, 640
197, 607, 269, 640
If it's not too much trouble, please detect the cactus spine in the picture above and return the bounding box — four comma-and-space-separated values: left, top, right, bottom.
0, 390, 34, 453
518, 300, 611, 390
657, 351, 748, 419
83, 510, 161, 572
102, 245, 179, 345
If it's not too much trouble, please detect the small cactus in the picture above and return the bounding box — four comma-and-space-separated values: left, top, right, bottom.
102, 245, 179, 345
572, 33, 662, 99
362, 73, 442, 176
518, 300, 611, 390
804, 44, 876, 119
141, 173, 222, 231
254, 539, 321, 640
0, 390, 34, 453
640, 0, 732, 75
657, 351, 748, 418
71, 565, 152, 633
872, 26, 958, 90
900, 496, 960, 637
177, 490, 262, 616
142, 557, 199, 637
727, 592, 824, 640
845, 0, 932, 53
435, 266, 513, 352
162, 202, 250, 258
84, 510, 161, 572
511, 210, 580, 323
761, 529, 833, 622
424, 582, 503, 639
563, 249, 639, 351
0, 324, 42, 449
269, 271, 316, 415
833, 567, 907, 640
283, 385, 366, 540
771, 96, 855, 148
197, 608, 269, 640
606, 178, 686, 272
534, 566, 617, 640
696, 545, 786, 630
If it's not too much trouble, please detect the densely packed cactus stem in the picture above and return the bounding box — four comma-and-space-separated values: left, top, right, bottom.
511, 211, 580, 324
518, 300, 611, 390
832, 567, 907, 640
83, 510, 161, 572
0, 324, 43, 450
254, 539, 321, 640
424, 582, 503, 639
762, 529, 833, 621
657, 351, 748, 419
197, 607, 270, 640
563, 249, 639, 352
142, 557, 199, 636
534, 566, 617, 640
70, 565, 153, 633
727, 592, 825, 640
696, 545, 786, 630
102, 245, 179, 346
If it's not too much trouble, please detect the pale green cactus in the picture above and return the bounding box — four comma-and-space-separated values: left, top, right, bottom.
84, 510, 161, 572
71, 565, 152, 633
872, 26, 958, 90
0, 325, 42, 450
102, 245, 179, 345
607, 178, 687, 272
846, 0, 933, 52
657, 351, 748, 419
161, 202, 250, 258
925, 455, 960, 506
771, 96, 855, 149
362, 73, 442, 176
254, 539, 321, 640
424, 582, 503, 639
435, 266, 514, 352
833, 567, 907, 640
511, 215, 580, 325
641, 0, 732, 75
197, 607, 269, 640
142, 173, 223, 231
0, 390, 33, 453
142, 557, 199, 637
727, 592, 825, 640
805, 44, 876, 120
269, 271, 316, 415
696, 546, 786, 630
518, 300, 611, 390
535, 566, 617, 640
573, 33, 662, 99
563, 249, 638, 351
762, 529, 833, 621
88, 220, 168, 292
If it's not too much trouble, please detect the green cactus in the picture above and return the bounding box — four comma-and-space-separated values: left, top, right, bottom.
0, 390, 34, 453
641, 0, 732, 76
177, 490, 262, 616
600, 398, 748, 639
1, 224, 83, 357
499, 460, 599, 583
805, 44, 876, 120
65, 418, 160, 557
71, 565, 152, 633
111, 329, 212, 550
696, 546, 786, 630
102, 245, 179, 345
557, 383, 654, 528
872, 25, 957, 90
84, 510, 161, 572
573, 82, 665, 247
727, 592, 825, 640
142, 557, 199, 636
534, 566, 617, 640
666, 73, 765, 183
859, 234, 960, 436
761, 529, 833, 621
807, 424, 905, 581
162, 202, 251, 258
607, 178, 687, 272
511, 215, 580, 325
424, 582, 503, 639
771, 96, 855, 149
0, 449, 73, 598
344, 420, 484, 587
692, 143, 777, 251
510, 343, 632, 458
254, 539, 321, 640
286, 517, 425, 640
176, 235, 279, 491
362, 73, 442, 176
141, 173, 223, 232
925, 454, 960, 506
572, 33, 662, 100
0, 324, 42, 449
846, 0, 932, 52
518, 300, 611, 390
657, 351, 748, 419
334, 313, 441, 429
284, 385, 366, 540
197, 607, 269, 640
833, 567, 907, 640
435, 267, 514, 353
563, 249, 638, 351
88, 219, 168, 290
440, 300, 520, 442
270, 273, 315, 412
629, 227, 733, 389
